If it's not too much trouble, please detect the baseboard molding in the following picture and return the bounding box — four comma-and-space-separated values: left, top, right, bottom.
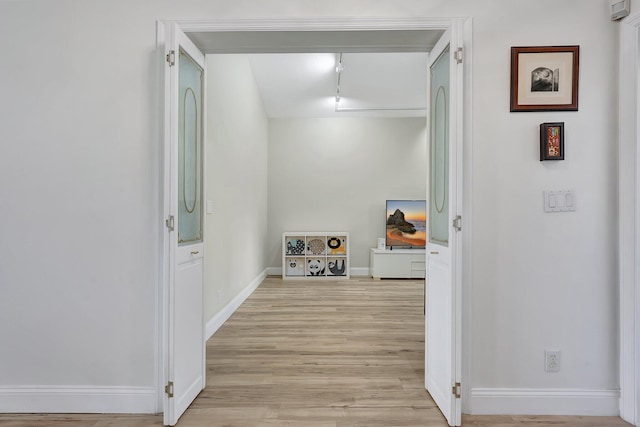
266, 267, 281, 276
469, 387, 620, 416
206, 268, 267, 340
265, 267, 370, 277
0, 386, 157, 413
350, 267, 370, 276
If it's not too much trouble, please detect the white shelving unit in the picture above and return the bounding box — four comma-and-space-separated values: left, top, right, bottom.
282, 232, 350, 280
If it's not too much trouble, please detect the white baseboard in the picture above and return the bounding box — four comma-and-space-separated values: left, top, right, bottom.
469, 387, 620, 416
0, 386, 157, 413
265, 267, 370, 277
266, 267, 281, 276
350, 267, 370, 276
206, 268, 267, 340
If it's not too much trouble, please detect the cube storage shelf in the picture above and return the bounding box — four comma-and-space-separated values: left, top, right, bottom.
282, 232, 350, 280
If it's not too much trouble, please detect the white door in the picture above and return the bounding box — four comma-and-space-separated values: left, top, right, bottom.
425, 26, 463, 427
163, 22, 206, 426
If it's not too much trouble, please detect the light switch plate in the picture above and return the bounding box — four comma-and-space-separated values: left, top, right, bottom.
544, 190, 576, 213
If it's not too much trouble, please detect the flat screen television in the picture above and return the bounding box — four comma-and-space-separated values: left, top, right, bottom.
385, 200, 427, 249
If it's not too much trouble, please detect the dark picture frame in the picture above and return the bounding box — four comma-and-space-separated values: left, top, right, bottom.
510, 46, 579, 112
540, 122, 564, 161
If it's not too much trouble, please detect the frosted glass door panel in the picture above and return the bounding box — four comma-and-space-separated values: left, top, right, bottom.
178, 49, 203, 245
429, 47, 450, 247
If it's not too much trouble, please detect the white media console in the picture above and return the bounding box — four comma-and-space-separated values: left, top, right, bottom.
369, 248, 426, 279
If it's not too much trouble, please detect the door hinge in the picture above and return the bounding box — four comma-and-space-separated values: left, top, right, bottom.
166, 50, 176, 67
453, 215, 462, 232
454, 47, 463, 64
452, 382, 461, 398
165, 381, 174, 398
165, 215, 175, 232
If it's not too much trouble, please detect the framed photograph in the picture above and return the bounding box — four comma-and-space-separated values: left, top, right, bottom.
510, 46, 579, 112
540, 122, 564, 161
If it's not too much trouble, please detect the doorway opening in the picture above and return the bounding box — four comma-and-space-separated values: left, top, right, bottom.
160, 17, 472, 426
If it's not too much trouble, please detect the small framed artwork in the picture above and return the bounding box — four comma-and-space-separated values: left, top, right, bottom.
510, 46, 579, 112
540, 122, 564, 161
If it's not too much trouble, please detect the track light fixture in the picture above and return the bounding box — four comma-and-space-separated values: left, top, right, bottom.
335, 53, 343, 106
332, 52, 425, 113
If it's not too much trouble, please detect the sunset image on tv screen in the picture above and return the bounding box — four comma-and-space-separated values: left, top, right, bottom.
385, 200, 427, 248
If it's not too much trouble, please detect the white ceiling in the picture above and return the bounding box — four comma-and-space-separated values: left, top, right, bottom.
187, 29, 444, 119
247, 52, 429, 118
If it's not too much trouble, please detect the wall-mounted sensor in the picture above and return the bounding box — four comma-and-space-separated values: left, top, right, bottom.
611, 0, 630, 21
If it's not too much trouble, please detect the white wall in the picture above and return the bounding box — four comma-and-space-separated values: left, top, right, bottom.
204, 55, 269, 321
465, 2, 619, 415
0, 0, 621, 417
267, 118, 427, 270
0, 0, 159, 401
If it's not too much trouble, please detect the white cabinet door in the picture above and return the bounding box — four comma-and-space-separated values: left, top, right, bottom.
163, 22, 206, 426
375, 253, 412, 278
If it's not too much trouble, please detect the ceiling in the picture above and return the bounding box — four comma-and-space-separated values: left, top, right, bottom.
187, 29, 444, 119
247, 52, 428, 118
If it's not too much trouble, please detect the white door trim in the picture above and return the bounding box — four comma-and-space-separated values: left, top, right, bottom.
157, 16, 473, 421
619, 11, 640, 426
157, 20, 170, 414
176, 17, 455, 33
459, 18, 474, 416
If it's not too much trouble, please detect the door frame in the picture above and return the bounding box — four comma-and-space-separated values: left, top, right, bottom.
157, 16, 474, 418
618, 11, 640, 426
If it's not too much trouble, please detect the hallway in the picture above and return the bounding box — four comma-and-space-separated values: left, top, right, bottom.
185, 276, 439, 426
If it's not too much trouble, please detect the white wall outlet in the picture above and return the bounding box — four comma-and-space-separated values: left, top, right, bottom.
545, 349, 561, 372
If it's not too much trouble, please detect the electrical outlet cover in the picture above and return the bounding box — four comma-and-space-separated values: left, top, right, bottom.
545, 349, 560, 372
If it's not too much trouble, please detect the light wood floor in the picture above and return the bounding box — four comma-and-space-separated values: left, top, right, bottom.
0, 277, 631, 426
